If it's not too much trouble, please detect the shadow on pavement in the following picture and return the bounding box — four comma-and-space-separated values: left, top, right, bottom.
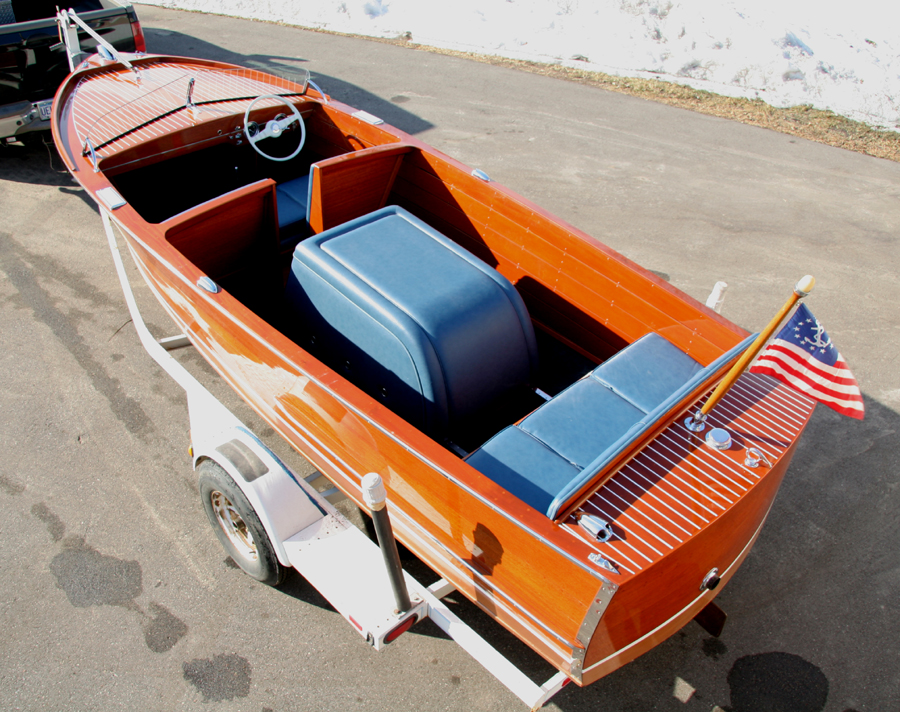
144, 27, 434, 136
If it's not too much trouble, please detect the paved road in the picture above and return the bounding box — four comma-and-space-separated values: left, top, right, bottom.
1, 5, 898, 711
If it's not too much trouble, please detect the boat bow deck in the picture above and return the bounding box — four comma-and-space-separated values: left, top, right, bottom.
69, 60, 307, 157
566, 372, 815, 577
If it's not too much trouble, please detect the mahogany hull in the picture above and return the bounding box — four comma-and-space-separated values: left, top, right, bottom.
122, 227, 813, 680
52, 53, 815, 685
120, 226, 611, 674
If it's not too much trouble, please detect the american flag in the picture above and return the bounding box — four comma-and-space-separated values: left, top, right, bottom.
750, 303, 864, 419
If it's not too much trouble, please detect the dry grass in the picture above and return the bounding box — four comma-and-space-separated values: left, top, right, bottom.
500, 58, 900, 162
338, 31, 900, 163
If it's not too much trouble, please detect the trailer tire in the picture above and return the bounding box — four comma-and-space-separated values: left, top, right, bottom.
198, 459, 284, 586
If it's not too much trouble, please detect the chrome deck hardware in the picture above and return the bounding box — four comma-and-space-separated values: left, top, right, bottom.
196, 276, 221, 294
744, 447, 773, 468
578, 514, 614, 542
705, 428, 732, 451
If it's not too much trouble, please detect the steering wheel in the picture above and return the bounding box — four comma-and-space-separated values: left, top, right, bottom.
243, 95, 306, 162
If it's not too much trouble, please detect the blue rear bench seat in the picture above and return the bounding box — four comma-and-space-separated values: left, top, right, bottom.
284, 205, 539, 440
465, 331, 755, 519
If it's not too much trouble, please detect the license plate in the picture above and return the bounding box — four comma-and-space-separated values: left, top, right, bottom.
37, 100, 53, 121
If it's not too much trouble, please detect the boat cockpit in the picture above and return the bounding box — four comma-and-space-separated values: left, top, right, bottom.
87, 65, 749, 521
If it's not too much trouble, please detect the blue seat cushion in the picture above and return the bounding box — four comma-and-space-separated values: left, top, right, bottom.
518, 377, 645, 469
464, 426, 581, 515
285, 206, 538, 437
590, 332, 703, 414
465, 329, 756, 518
544, 332, 756, 519
276, 174, 311, 230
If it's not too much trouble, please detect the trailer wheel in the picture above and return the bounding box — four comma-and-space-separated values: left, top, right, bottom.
198, 460, 284, 586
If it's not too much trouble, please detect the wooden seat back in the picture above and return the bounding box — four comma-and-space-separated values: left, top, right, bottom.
162, 179, 278, 280
308, 144, 413, 233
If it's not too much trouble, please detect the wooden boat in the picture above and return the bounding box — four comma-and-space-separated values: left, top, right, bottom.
52, 50, 815, 688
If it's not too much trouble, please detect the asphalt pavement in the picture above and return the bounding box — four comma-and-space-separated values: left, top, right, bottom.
0, 5, 898, 711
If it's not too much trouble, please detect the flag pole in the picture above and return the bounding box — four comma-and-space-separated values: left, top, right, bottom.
686, 275, 815, 432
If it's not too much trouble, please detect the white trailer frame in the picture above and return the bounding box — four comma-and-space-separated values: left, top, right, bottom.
99, 206, 571, 709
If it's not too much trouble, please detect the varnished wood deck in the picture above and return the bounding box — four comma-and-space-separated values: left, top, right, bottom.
566, 373, 814, 577
71, 60, 302, 155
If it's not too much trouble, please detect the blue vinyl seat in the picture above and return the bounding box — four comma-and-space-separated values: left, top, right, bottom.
284, 205, 539, 439
517, 377, 646, 470
465, 332, 754, 518
589, 331, 704, 413
464, 426, 581, 516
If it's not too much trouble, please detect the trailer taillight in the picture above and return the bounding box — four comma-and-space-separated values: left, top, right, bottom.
383, 615, 416, 644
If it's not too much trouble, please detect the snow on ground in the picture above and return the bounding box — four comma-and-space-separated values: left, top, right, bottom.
137, 0, 900, 132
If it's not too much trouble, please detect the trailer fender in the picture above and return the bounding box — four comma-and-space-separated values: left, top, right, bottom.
187, 391, 326, 567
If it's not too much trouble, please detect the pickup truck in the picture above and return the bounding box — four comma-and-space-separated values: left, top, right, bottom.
0, 0, 145, 144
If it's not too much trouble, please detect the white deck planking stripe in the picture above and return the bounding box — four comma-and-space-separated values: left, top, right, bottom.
568, 375, 814, 575
71, 62, 302, 155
